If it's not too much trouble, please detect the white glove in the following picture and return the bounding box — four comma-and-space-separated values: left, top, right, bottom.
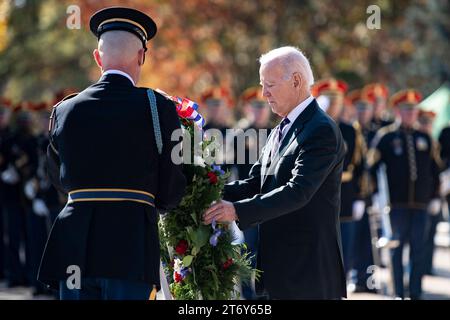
24, 179, 38, 200
352, 200, 366, 221
428, 198, 441, 216
32, 198, 50, 217
1, 165, 20, 185
440, 168, 450, 197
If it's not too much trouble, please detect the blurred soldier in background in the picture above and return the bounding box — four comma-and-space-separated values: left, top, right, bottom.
417, 110, 443, 276
439, 124, 450, 205
312, 79, 365, 281
201, 86, 235, 167
439, 124, 450, 169
439, 124, 450, 249
0, 94, 71, 296
341, 93, 357, 124
0, 98, 13, 281
234, 87, 271, 179
363, 83, 393, 130
23, 101, 58, 296
232, 87, 271, 299
367, 89, 441, 299
417, 110, 436, 136
1, 103, 38, 287
201, 86, 234, 133
348, 89, 379, 292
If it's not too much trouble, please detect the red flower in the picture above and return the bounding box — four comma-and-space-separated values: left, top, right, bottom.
175, 239, 189, 255
174, 272, 183, 283
223, 258, 233, 270
207, 171, 218, 184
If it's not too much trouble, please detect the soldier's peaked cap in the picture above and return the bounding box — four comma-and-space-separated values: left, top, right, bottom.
90, 7, 157, 50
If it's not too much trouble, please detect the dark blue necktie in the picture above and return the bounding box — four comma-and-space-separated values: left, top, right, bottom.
278, 117, 291, 143
271, 117, 290, 161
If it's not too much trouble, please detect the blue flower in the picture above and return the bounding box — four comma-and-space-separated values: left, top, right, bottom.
180, 267, 190, 278
211, 164, 225, 175
209, 229, 222, 247
209, 219, 223, 247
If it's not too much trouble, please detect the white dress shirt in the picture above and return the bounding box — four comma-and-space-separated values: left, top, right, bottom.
280, 95, 314, 141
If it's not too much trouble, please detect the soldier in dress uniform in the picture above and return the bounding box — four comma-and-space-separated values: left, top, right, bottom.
439, 122, 450, 196
234, 87, 271, 179
201, 86, 235, 167
417, 110, 436, 136
312, 79, 365, 279
348, 89, 379, 292
439, 123, 450, 233
439, 123, 450, 168
417, 110, 443, 276
362, 83, 394, 130
367, 89, 441, 299
21, 101, 57, 296
0, 97, 13, 281
38, 7, 186, 300
201, 86, 234, 132
232, 87, 271, 299
1, 102, 38, 287
341, 92, 357, 124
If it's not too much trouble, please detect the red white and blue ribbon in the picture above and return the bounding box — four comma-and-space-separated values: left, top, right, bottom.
156, 89, 205, 128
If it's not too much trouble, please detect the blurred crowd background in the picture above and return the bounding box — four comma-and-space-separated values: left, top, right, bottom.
1, 0, 449, 103
0, 0, 450, 299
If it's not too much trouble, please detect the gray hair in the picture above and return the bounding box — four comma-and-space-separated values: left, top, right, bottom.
259, 46, 314, 86
98, 30, 143, 66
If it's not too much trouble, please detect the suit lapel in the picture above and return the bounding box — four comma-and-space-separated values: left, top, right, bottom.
261, 100, 318, 187
261, 130, 276, 181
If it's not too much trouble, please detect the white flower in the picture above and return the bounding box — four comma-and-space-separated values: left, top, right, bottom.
193, 155, 206, 167
173, 258, 183, 273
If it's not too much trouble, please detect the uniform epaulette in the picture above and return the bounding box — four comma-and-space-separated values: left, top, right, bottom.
49, 93, 78, 132
48, 93, 78, 155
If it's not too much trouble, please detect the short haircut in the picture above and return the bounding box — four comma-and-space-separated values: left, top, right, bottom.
98, 30, 143, 65
259, 46, 314, 86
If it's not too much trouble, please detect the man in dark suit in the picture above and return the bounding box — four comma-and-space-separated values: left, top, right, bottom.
38, 7, 186, 300
203, 46, 347, 299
